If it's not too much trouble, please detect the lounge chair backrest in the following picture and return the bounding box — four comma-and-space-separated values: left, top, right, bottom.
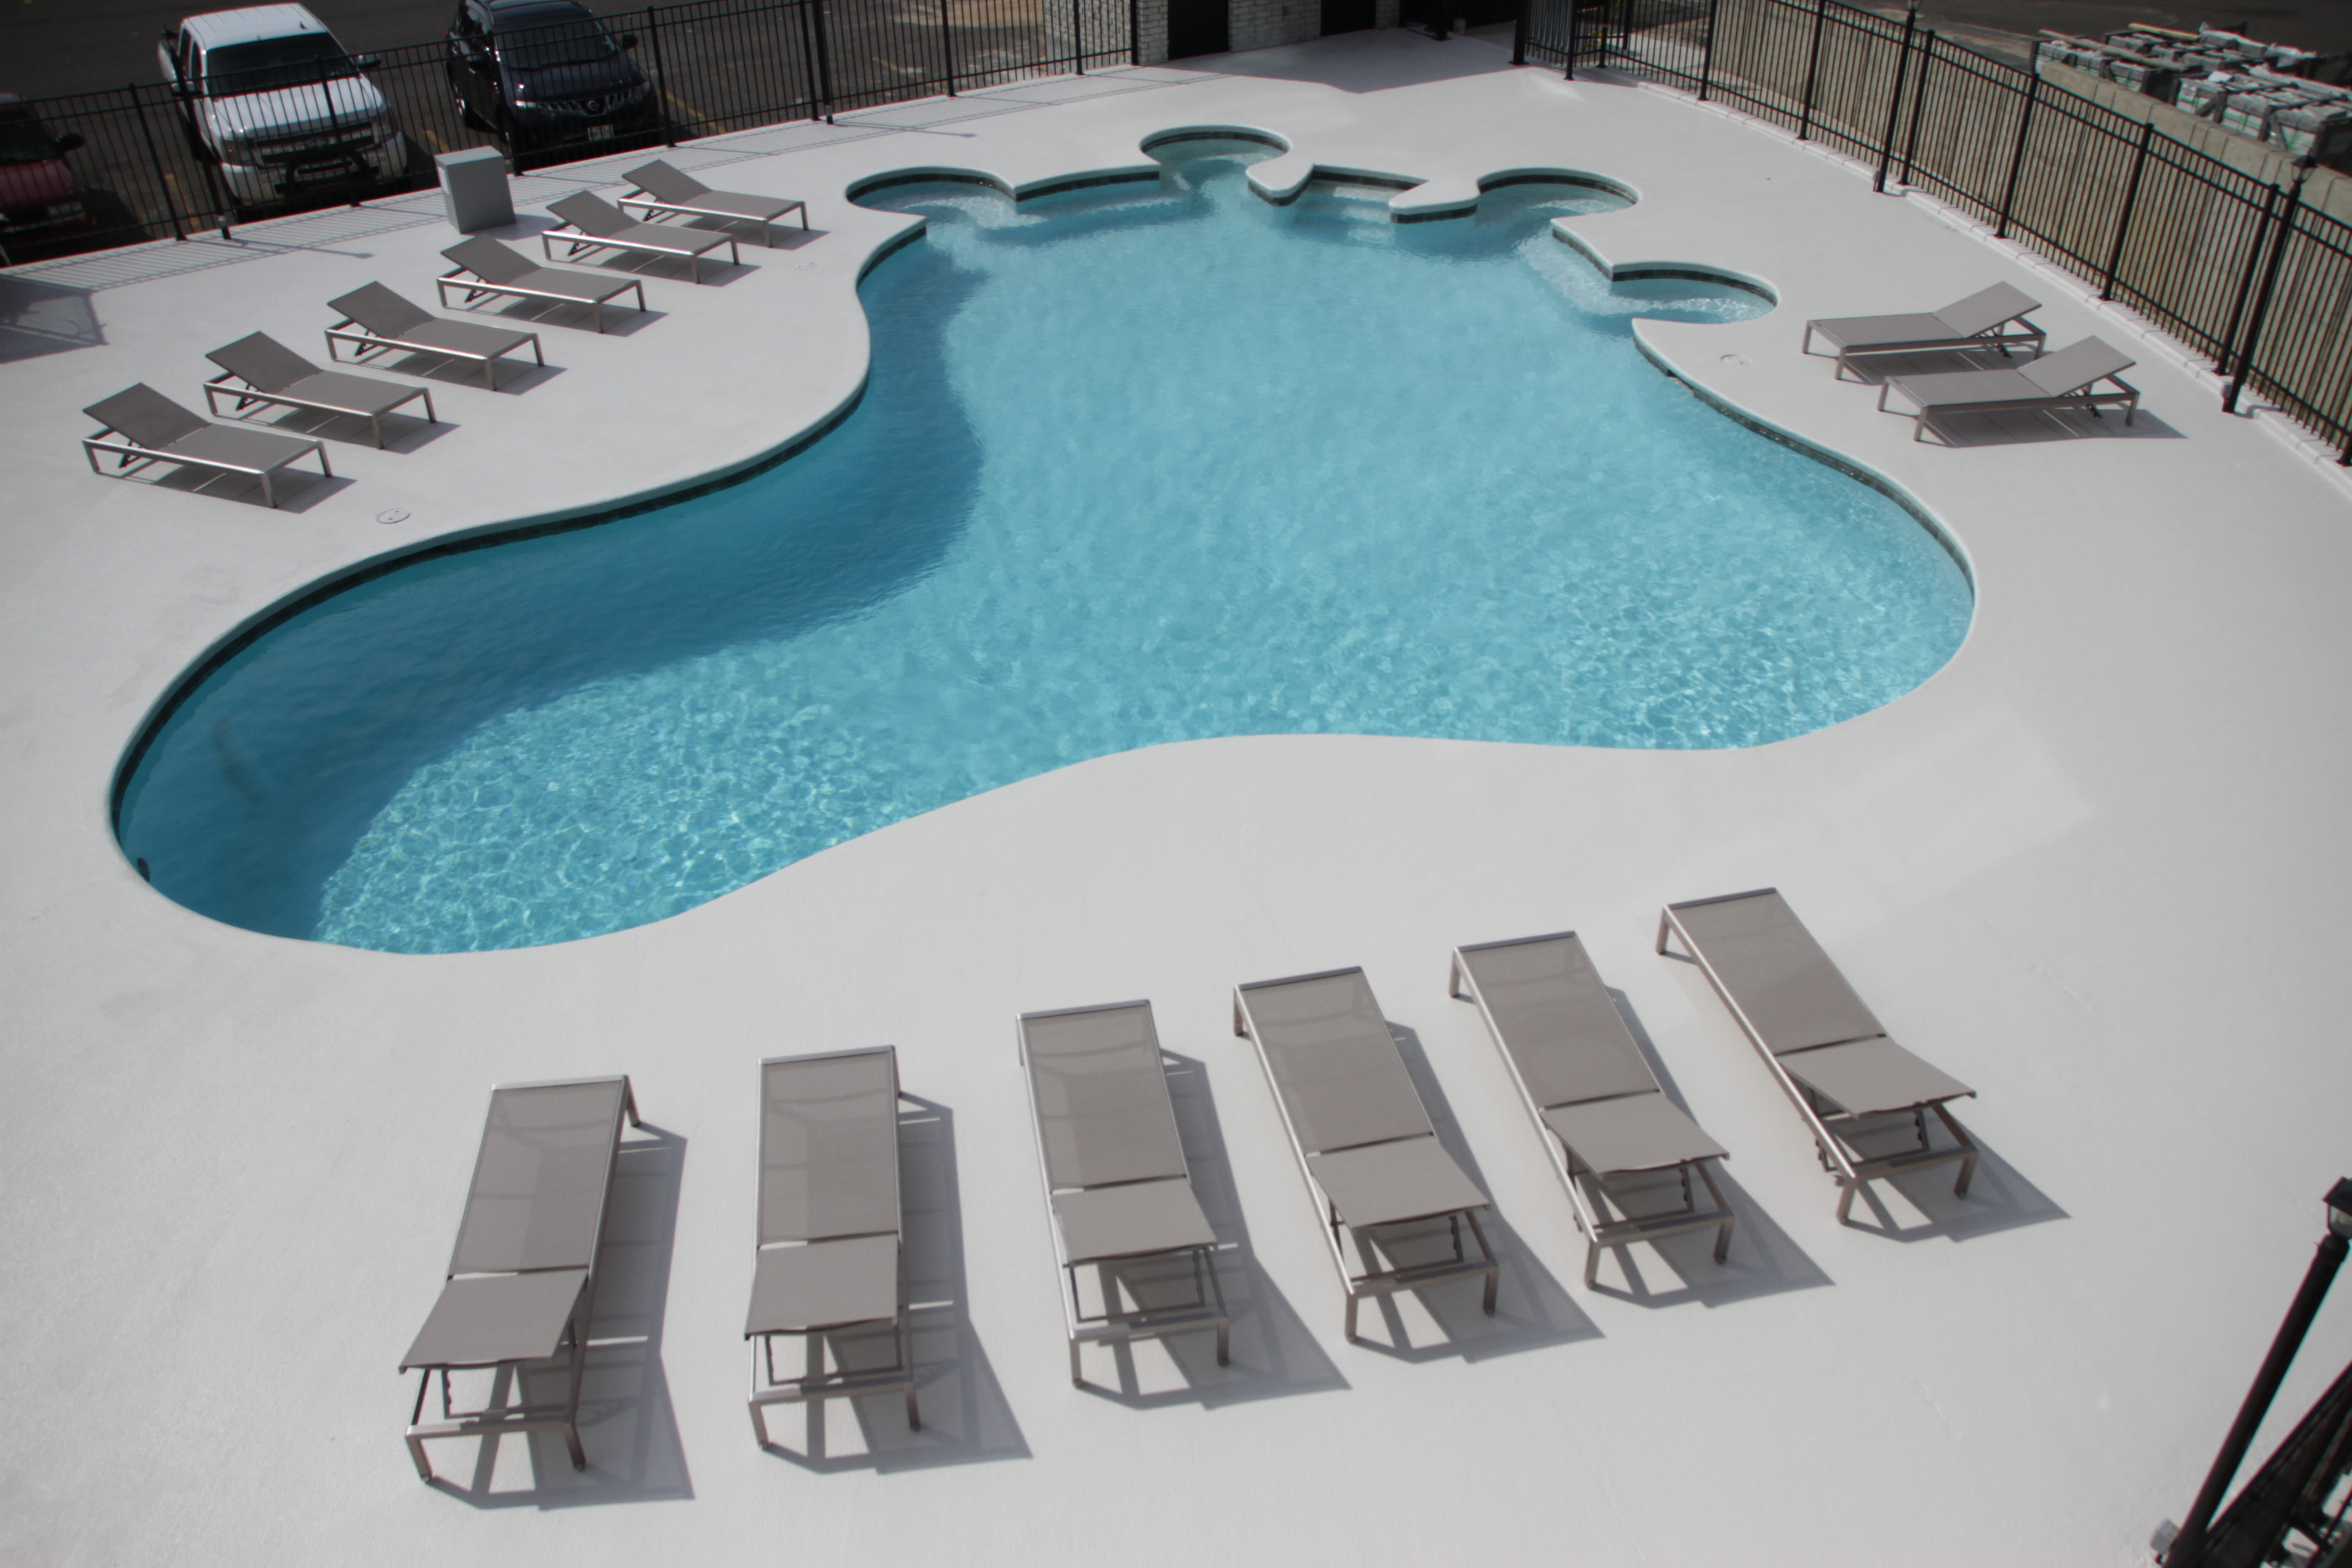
1457, 934, 1657, 1108
329, 281, 434, 337
760, 1049, 900, 1244
444, 236, 535, 284
206, 331, 319, 393
1931, 282, 2038, 337
1239, 969, 1430, 1154
626, 160, 709, 204
448, 1078, 631, 1274
1670, 890, 1883, 1054
2020, 336, 2135, 396
1021, 1004, 1189, 1191
550, 191, 633, 238
84, 383, 206, 447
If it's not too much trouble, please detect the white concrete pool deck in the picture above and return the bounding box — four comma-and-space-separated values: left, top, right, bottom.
5, 27, 2352, 1566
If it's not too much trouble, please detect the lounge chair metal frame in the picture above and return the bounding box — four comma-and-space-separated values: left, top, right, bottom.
1450, 933, 1734, 1288
1658, 889, 1978, 1224
1018, 1001, 1230, 1387
1802, 282, 2048, 381
618, 160, 808, 247
543, 191, 740, 281
1233, 967, 1498, 1342
325, 283, 545, 390
401, 1074, 642, 1481
745, 1047, 919, 1444
437, 239, 648, 333
82, 385, 330, 509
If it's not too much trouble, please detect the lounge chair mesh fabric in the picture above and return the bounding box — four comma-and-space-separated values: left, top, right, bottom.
1235, 967, 1497, 1340
82, 383, 330, 507
745, 1048, 916, 1439
1882, 336, 2139, 438
1807, 282, 2041, 357
546, 191, 735, 274
440, 238, 647, 329
1454, 933, 1734, 1286
622, 160, 807, 239
1019, 1002, 1225, 1384
328, 283, 543, 387
1662, 889, 1979, 1223
205, 331, 433, 447
400, 1076, 635, 1479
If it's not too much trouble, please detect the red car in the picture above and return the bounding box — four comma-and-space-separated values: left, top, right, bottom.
0, 93, 96, 259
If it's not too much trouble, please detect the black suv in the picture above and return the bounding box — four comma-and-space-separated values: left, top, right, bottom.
446, 0, 657, 157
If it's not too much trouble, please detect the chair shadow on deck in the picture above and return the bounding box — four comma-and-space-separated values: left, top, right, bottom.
1585, 988, 1834, 1309
1077, 1050, 1348, 1410
1347, 1025, 1601, 1364
758, 1095, 1029, 1474
433, 1122, 693, 1509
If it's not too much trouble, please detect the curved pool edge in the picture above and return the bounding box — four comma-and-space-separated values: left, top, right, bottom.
108, 128, 1877, 859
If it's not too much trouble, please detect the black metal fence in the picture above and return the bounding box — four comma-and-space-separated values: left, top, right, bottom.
1520, 0, 2352, 461
0, 0, 1132, 260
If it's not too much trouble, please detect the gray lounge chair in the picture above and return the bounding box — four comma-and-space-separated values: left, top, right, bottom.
1657, 889, 1978, 1224
620, 159, 808, 247
1019, 1001, 1230, 1386
746, 1048, 918, 1444
1803, 282, 2046, 379
544, 191, 739, 281
400, 1075, 642, 1480
326, 282, 545, 391
1879, 335, 2139, 442
1233, 966, 1498, 1342
204, 332, 436, 449
1451, 931, 1734, 1288
438, 236, 648, 333
81, 383, 330, 508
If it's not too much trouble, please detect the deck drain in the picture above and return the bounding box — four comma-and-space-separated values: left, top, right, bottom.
377, 509, 411, 524
1720, 353, 1749, 366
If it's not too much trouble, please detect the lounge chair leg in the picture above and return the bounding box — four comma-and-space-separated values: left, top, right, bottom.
564, 1420, 586, 1471
906, 1385, 921, 1430
1482, 1267, 1499, 1316
1343, 1295, 1360, 1343
1835, 1178, 1860, 1225
1713, 1216, 1734, 1265
1215, 1322, 1230, 1367
1954, 1150, 1978, 1198
1583, 1241, 1602, 1290
749, 1401, 770, 1446
407, 1433, 434, 1482
1069, 1338, 1083, 1387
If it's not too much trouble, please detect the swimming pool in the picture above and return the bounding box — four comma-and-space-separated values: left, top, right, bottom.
115, 147, 1973, 954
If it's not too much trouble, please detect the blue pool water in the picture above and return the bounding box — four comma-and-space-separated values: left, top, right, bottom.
117, 151, 1972, 954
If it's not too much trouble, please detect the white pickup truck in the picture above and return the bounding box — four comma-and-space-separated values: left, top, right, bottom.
159, 4, 410, 213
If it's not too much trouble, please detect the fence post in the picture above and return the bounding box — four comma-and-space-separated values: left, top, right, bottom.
1563, 0, 1578, 80
1993, 66, 2038, 239
1513, 0, 1529, 68
942, 0, 960, 91
1872, 9, 1916, 193
1128, 0, 1139, 66
129, 82, 191, 241
2099, 119, 2155, 301
1898, 29, 1932, 187
645, 8, 676, 142
1797, 0, 1827, 141
2217, 180, 2281, 380
808, 0, 837, 122
2224, 160, 2312, 415
1695, 0, 1717, 99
